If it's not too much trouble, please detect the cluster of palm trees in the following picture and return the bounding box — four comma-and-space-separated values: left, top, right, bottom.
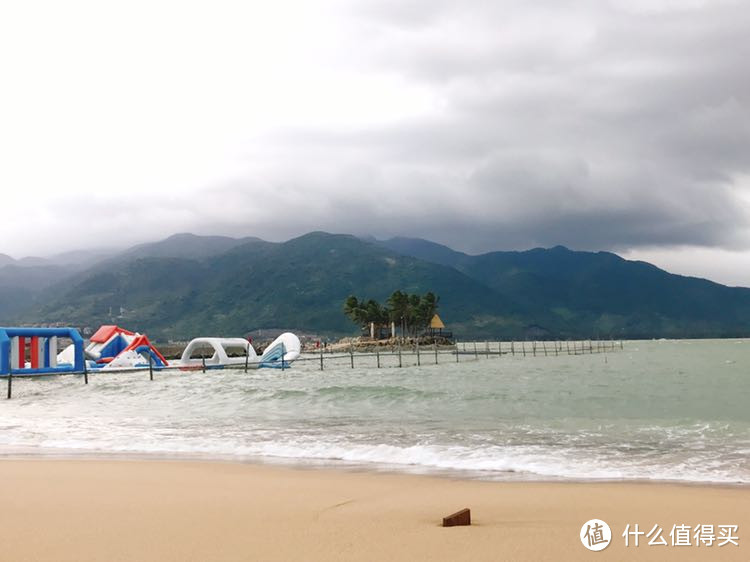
344, 291, 439, 338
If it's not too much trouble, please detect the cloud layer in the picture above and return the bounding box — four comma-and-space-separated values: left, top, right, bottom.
1, 0, 749, 274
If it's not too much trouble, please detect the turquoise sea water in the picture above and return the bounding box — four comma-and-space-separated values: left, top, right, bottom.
0, 339, 748, 483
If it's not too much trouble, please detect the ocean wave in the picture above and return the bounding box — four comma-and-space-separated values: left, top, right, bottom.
1, 339, 748, 484
2, 435, 747, 484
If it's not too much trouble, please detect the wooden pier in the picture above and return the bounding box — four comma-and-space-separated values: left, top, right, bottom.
290, 338, 624, 371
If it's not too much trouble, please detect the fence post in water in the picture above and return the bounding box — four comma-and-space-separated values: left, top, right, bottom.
350, 343, 354, 369
245, 342, 250, 373
376, 348, 380, 369
201, 354, 206, 373
398, 341, 402, 368
84, 358, 89, 384
6, 366, 12, 400
542, 341, 547, 356
149, 353, 153, 381
511, 340, 515, 356
434, 342, 438, 364
320, 346, 324, 371
281, 342, 286, 371
416, 340, 420, 366
522, 341, 526, 357
455, 341, 459, 363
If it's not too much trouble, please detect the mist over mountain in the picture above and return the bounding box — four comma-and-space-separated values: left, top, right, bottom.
1, 232, 749, 341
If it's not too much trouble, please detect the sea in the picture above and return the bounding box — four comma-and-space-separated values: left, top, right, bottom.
1, 339, 748, 484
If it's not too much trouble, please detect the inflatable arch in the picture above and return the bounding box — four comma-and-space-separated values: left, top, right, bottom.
0, 327, 84, 375
180, 337, 257, 369
179, 332, 301, 369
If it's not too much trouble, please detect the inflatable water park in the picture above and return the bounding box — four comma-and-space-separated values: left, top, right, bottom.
0, 325, 301, 377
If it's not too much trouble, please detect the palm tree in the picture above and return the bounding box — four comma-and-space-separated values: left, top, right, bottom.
387, 290, 409, 337
365, 299, 389, 338
417, 292, 439, 333
345, 291, 440, 339
343, 296, 368, 331
407, 293, 424, 336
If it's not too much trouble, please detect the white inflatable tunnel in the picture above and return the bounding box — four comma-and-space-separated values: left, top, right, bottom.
179, 333, 300, 370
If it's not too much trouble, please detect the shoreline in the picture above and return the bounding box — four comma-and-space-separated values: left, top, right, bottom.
0, 458, 747, 561
1, 447, 749, 489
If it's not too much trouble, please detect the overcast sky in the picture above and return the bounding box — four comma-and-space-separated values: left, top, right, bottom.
1, 0, 749, 285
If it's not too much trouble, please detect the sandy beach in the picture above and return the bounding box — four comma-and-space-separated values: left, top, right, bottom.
0, 459, 746, 561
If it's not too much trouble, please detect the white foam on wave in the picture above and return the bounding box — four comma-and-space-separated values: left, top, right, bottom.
2, 346, 749, 485
2, 431, 747, 484
246, 440, 750, 483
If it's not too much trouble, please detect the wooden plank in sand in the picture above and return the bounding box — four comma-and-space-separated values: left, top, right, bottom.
442, 508, 471, 527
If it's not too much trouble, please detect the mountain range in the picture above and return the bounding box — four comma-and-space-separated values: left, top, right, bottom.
1, 232, 749, 341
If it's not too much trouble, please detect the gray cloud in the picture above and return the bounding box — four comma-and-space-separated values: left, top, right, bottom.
230, 0, 750, 254
14, 0, 749, 264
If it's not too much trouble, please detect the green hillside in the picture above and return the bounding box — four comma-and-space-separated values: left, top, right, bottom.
34, 233, 519, 340
379, 238, 750, 338
0, 264, 80, 318
4, 232, 749, 340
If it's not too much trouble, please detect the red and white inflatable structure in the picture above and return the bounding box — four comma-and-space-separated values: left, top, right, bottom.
85, 325, 168, 370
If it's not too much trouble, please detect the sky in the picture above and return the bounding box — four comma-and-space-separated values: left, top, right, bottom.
1, 0, 750, 285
